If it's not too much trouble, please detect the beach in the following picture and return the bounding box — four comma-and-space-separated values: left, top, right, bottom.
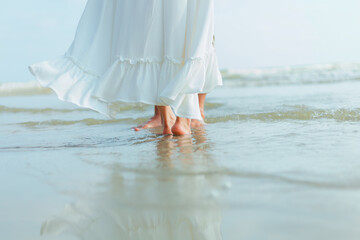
1, 63, 360, 239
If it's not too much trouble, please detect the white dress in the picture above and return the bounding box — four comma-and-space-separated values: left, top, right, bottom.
29, 0, 223, 120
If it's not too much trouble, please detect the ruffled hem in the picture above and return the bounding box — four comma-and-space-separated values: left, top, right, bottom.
29, 48, 223, 120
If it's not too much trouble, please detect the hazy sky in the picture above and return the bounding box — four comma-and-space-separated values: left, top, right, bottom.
216, 0, 360, 69
1, 0, 360, 82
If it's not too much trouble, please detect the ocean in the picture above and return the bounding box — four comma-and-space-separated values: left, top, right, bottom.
1, 63, 360, 239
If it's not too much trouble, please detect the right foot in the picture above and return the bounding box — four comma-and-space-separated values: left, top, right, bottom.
191, 108, 205, 128
191, 119, 205, 128
172, 117, 191, 136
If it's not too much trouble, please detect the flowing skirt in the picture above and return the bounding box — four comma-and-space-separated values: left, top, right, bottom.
29, 0, 223, 120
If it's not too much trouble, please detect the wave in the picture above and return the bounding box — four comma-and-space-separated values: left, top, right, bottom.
9, 105, 360, 128
1, 63, 360, 97
0, 80, 51, 97
17, 117, 147, 128
221, 62, 360, 87
0, 105, 90, 114
207, 105, 360, 123
0, 102, 221, 115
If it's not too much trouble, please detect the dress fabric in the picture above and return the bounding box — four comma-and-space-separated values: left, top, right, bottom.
29, 0, 223, 120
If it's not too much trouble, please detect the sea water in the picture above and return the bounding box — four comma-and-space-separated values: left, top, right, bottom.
1, 63, 360, 240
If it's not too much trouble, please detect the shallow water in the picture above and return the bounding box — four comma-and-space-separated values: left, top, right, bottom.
1, 64, 360, 240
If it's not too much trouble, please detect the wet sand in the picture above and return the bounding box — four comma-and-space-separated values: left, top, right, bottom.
1, 64, 360, 239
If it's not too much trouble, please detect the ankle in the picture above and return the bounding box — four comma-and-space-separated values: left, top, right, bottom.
162, 113, 175, 127
200, 108, 205, 120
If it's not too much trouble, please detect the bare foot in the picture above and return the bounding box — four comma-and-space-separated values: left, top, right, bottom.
163, 126, 173, 135
172, 117, 191, 136
191, 119, 204, 128
158, 106, 176, 135
134, 107, 162, 131
191, 108, 205, 128
134, 115, 162, 131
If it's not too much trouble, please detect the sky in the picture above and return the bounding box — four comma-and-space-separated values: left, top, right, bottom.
1, 0, 360, 82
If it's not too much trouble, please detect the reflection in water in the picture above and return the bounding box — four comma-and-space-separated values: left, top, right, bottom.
40, 128, 228, 240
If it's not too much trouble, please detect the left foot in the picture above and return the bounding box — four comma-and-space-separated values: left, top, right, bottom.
172, 117, 191, 136
134, 107, 162, 131
134, 115, 162, 131
162, 114, 176, 135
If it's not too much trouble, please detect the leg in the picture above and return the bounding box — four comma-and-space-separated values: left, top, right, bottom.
198, 93, 206, 119
157, 106, 176, 135
172, 117, 191, 136
191, 93, 206, 128
134, 106, 162, 131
